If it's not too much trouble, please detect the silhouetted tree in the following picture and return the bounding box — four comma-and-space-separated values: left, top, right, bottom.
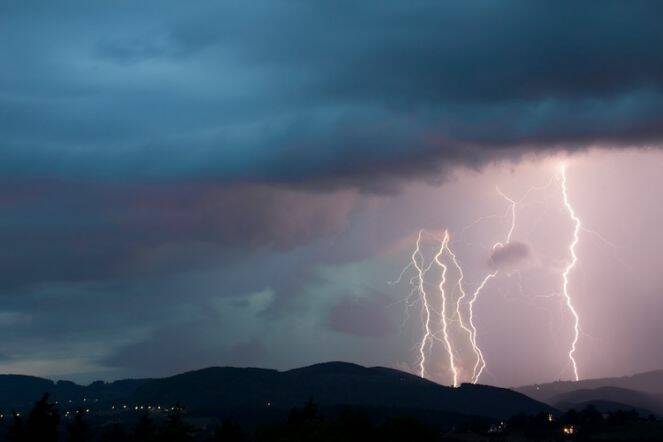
159, 403, 194, 442
25, 393, 60, 442
212, 419, 247, 442
287, 397, 321, 426
561, 408, 580, 426
255, 398, 327, 442
378, 416, 436, 442
6, 411, 25, 442
100, 423, 130, 442
608, 408, 640, 425
133, 412, 157, 442
508, 412, 529, 428
518, 412, 556, 439
575, 404, 603, 437
67, 409, 90, 442
332, 408, 373, 442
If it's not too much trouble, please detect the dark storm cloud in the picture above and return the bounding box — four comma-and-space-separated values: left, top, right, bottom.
0, 180, 358, 290
229, 338, 267, 366
488, 241, 531, 270
102, 322, 223, 375
2, 1, 663, 186
327, 291, 396, 338
102, 322, 268, 375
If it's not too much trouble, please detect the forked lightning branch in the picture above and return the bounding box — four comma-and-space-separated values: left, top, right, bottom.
397, 164, 583, 386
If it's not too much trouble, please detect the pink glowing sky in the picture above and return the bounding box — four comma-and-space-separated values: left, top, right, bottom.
342, 150, 663, 386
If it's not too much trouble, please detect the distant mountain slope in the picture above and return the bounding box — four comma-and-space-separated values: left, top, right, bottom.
550, 387, 663, 416
0, 374, 56, 408
0, 362, 552, 422
0, 375, 152, 410
516, 370, 663, 404
555, 399, 655, 417
129, 362, 553, 419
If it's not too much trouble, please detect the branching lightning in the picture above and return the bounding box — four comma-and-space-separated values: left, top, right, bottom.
560, 164, 582, 381
393, 165, 588, 386
495, 187, 517, 246
464, 186, 519, 383
447, 243, 482, 385
467, 272, 495, 383
411, 230, 434, 379
397, 187, 521, 385
433, 231, 460, 387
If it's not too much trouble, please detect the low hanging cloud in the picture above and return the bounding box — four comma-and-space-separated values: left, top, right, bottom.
327, 292, 396, 338
0, 180, 360, 291
488, 241, 531, 271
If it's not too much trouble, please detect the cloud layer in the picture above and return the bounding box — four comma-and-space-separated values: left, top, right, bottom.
489, 241, 531, 271
2, 1, 663, 187
328, 291, 396, 338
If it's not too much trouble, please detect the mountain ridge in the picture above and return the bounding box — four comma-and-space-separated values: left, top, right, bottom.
515, 369, 663, 403
515, 369, 663, 417
0, 361, 551, 423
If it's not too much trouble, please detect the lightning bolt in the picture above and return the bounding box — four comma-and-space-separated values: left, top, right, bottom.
395, 173, 567, 385
465, 179, 555, 383
446, 243, 485, 385
467, 272, 495, 383
412, 230, 434, 379
495, 187, 517, 246
433, 231, 459, 387
463, 187, 518, 383
560, 164, 582, 381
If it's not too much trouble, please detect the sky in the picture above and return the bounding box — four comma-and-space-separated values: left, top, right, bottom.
1, 1, 663, 387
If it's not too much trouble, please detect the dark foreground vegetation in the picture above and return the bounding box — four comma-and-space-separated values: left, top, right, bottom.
1, 394, 663, 441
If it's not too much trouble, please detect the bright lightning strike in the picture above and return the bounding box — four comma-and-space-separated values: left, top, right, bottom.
467, 272, 495, 383
560, 164, 582, 381
399, 187, 522, 385
495, 187, 517, 246
394, 170, 581, 386
446, 243, 485, 385
464, 187, 518, 384
433, 231, 460, 387
412, 230, 433, 379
